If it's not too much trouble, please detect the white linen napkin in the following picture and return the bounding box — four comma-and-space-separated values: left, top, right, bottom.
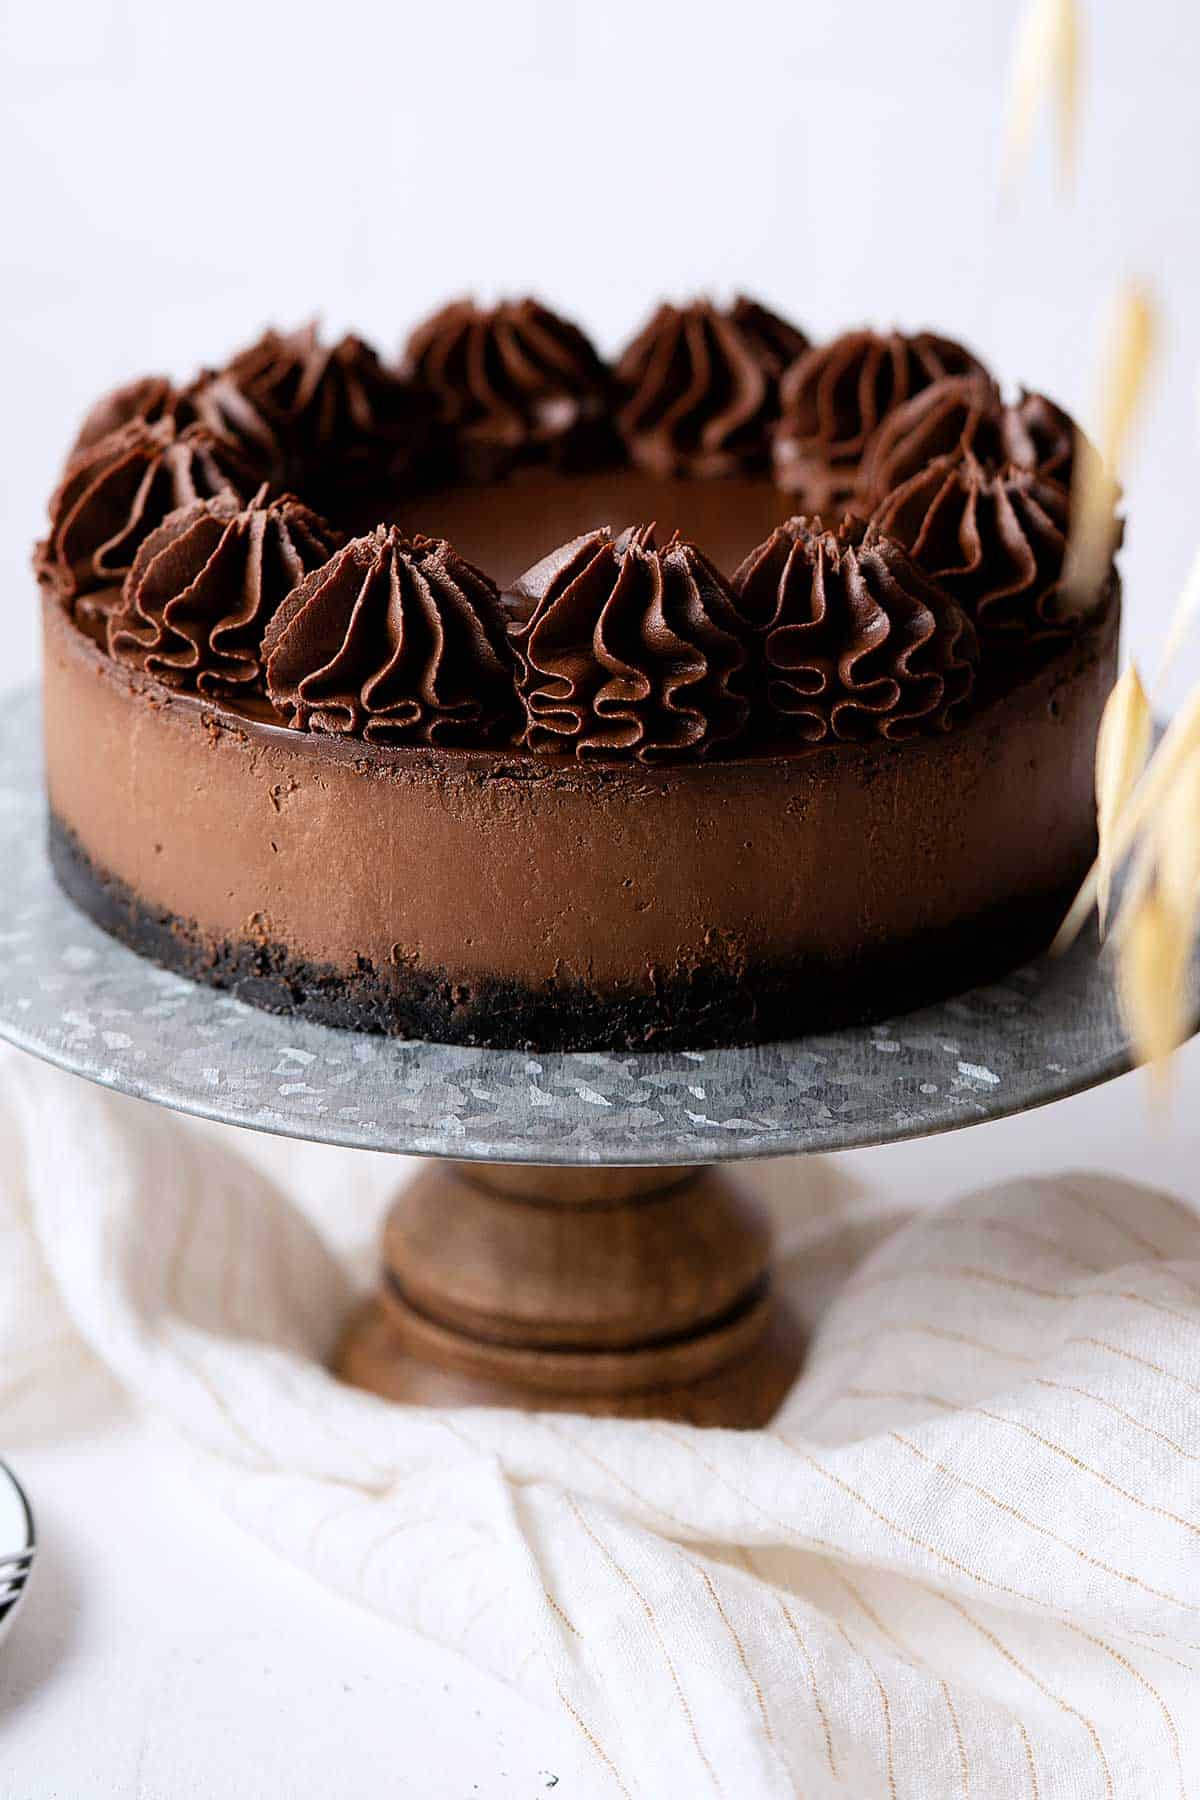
2, 1042, 1198, 1799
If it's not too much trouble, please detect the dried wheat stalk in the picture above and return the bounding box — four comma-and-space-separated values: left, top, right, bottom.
1063, 282, 1157, 611
1118, 887, 1190, 1079
1068, 703, 1200, 1076
1055, 683, 1200, 951
1094, 664, 1152, 934
1117, 743, 1200, 1072
1003, 0, 1083, 190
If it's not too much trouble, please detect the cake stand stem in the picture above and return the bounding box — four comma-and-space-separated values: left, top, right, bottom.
335, 1160, 802, 1425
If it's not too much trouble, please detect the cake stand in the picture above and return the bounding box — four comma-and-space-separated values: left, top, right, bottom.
0, 688, 1152, 1425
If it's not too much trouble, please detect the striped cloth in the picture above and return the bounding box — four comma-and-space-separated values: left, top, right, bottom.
2, 1045, 1198, 1799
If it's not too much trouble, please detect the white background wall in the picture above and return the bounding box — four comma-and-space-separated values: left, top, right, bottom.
3, 0, 1199, 698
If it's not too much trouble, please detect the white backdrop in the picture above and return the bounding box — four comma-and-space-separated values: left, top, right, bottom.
4, 0, 1200, 701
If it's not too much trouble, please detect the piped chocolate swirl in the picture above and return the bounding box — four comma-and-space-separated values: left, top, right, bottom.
220, 323, 431, 502
615, 297, 809, 479
70, 375, 178, 457
263, 525, 516, 745
861, 375, 1083, 507
872, 451, 1093, 649
733, 514, 978, 741
772, 328, 989, 510
39, 418, 252, 609
403, 297, 612, 478
507, 526, 753, 760
108, 487, 339, 695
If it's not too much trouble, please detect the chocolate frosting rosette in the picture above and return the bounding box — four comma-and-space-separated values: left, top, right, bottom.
732, 513, 978, 741
772, 328, 990, 510
404, 296, 613, 477
263, 525, 517, 745
39, 418, 252, 610
614, 297, 809, 478
872, 451, 1097, 649
861, 375, 1082, 507
507, 525, 754, 760
108, 486, 339, 695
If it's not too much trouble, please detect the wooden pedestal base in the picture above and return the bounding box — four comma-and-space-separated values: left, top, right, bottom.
335, 1160, 802, 1426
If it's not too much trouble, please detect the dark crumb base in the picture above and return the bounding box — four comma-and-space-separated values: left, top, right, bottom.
50, 814, 1079, 1053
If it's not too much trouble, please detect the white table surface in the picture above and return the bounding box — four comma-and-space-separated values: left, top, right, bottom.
4, 1035, 1200, 1800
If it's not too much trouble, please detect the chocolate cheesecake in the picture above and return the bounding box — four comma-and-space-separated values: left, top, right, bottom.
36, 298, 1119, 1050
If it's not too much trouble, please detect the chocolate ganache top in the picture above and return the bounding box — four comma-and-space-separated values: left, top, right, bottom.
108, 487, 339, 696
263, 525, 516, 745
614, 298, 809, 479
37, 293, 1116, 764
403, 297, 612, 478
732, 514, 978, 741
